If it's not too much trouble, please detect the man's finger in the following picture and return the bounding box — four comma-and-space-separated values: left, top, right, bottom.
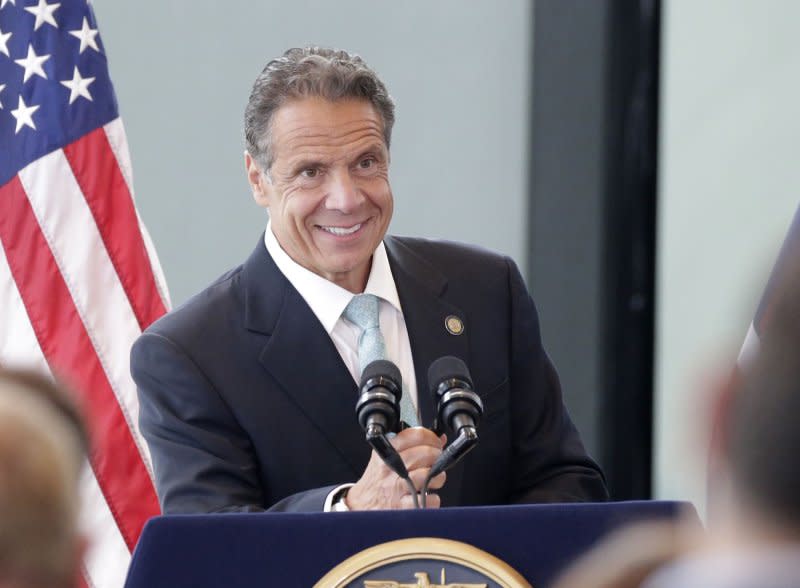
398, 491, 441, 509
425, 471, 446, 491
398, 492, 441, 510
407, 468, 446, 492
398, 444, 442, 470
390, 427, 444, 452
422, 492, 440, 509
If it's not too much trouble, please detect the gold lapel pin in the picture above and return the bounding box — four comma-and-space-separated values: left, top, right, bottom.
445, 315, 464, 336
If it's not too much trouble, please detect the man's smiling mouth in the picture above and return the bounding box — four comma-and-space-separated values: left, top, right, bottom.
318, 223, 363, 236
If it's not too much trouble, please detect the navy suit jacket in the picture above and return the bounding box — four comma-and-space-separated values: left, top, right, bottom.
131, 235, 607, 513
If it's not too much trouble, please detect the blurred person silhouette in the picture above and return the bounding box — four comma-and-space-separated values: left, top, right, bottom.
0, 369, 88, 588
551, 267, 800, 588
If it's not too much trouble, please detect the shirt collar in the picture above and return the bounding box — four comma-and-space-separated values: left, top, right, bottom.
264, 220, 402, 334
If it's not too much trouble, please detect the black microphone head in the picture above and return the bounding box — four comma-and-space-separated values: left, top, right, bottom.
427, 356, 474, 398
356, 359, 402, 433
361, 359, 402, 395
428, 356, 483, 434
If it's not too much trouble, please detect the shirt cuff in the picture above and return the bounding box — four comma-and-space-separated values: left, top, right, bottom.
323, 483, 355, 512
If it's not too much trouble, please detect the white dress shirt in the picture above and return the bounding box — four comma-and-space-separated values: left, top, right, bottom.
263, 222, 419, 510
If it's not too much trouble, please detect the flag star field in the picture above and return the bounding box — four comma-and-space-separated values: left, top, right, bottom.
0, 0, 115, 184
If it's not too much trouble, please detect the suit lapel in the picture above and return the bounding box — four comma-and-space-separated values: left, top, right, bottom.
241, 239, 369, 477
385, 237, 471, 505
384, 237, 471, 428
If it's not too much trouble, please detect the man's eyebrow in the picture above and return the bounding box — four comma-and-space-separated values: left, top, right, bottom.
355, 143, 388, 159
285, 157, 326, 173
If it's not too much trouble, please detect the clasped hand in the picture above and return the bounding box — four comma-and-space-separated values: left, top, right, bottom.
346, 427, 447, 510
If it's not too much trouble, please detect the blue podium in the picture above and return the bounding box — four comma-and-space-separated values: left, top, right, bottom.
124, 501, 693, 587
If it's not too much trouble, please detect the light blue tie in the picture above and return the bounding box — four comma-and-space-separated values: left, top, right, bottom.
344, 294, 419, 427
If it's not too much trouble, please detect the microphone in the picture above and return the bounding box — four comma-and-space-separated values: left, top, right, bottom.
355, 359, 418, 507
356, 359, 402, 437
428, 356, 483, 439
422, 356, 484, 506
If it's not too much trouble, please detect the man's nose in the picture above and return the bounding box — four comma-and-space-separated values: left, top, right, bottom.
324, 169, 364, 212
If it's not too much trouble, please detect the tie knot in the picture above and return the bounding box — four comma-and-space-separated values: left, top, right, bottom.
343, 294, 380, 331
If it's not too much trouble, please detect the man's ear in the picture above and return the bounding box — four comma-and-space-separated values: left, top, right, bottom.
244, 151, 271, 209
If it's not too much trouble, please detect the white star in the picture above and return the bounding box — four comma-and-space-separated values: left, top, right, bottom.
14, 44, 50, 83
0, 0, 16, 9
68, 17, 99, 54
11, 95, 40, 133
60, 66, 95, 104
0, 84, 5, 109
0, 26, 10, 57
24, 0, 60, 31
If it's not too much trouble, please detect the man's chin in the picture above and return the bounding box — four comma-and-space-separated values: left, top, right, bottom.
316, 257, 374, 291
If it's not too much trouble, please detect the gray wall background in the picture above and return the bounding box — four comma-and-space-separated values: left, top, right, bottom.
91, 0, 531, 306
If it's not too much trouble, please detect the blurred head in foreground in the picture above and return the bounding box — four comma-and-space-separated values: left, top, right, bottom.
551, 271, 800, 588
716, 297, 800, 542
0, 369, 88, 588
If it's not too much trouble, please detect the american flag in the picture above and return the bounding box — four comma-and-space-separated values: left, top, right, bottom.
0, 0, 168, 585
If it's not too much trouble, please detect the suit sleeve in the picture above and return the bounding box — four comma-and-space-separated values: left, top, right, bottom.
504, 258, 609, 503
131, 331, 336, 514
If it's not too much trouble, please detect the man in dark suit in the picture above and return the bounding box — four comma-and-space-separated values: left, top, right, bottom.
131, 47, 607, 514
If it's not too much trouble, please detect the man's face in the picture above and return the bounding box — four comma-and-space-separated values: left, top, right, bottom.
246, 97, 393, 293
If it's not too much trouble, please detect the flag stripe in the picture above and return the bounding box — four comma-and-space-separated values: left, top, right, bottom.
103, 119, 137, 201
0, 175, 158, 550
63, 127, 168, 330
102, 119, 171, 310
80, 465, 134, 588
0, 242, 51, 374
18, 146, 155, 478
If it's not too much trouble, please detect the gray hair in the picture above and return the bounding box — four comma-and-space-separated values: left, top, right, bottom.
244, 46, 396, 172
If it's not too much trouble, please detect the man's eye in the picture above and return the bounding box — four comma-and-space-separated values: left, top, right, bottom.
301, 168, 318, 178
359, 158, 375, 169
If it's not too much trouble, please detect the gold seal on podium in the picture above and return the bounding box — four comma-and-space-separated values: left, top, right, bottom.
314, 537, 531, 588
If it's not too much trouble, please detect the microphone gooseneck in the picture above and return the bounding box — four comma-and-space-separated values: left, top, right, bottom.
422, 356, 484, 506
355, 359, 419, 508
